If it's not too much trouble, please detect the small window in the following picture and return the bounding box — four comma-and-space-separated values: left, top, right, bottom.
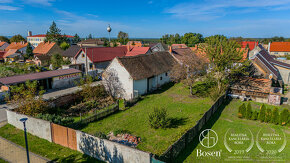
165, 72, 168, 76
89, 63, 93, 69
82, 53, 85, 58
160, 77, 162, 80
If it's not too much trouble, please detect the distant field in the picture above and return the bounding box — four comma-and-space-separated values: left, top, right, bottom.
178, 100, 290, 162
80, 83, 214, 155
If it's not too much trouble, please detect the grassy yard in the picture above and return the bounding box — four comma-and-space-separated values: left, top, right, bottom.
80, 83, 214, 155
0, 158, 8, 163
178, 99, 290, 162
0, 124, 102, 163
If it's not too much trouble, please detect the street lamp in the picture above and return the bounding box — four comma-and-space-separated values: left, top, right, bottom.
20, 118, 30, 163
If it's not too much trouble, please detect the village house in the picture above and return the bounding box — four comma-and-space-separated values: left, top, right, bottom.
77, 39, 104, 47
126, 46, 151, 56
74, 46, 127, 76
0, 41, 9, 51
33, 54, 51, 66
33, 42, 63, 56
149, 43, 169, 52
126, 41, 143, 47
170, 47, 196, 63
268, 42, 290, 56
102, 52, 176, 100
5, 42, 28, 54
27, 32, 74, 47
61, 45, 81, 63
3, 49, 24, 62
0, 51, 5, 62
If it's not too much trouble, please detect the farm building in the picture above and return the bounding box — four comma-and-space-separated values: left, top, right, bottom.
102, 52, 176, 100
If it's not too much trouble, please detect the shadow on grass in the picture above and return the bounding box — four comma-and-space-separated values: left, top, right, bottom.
49, 153, 103, 163
168, 117, 188, 128
173, 98, 231, 163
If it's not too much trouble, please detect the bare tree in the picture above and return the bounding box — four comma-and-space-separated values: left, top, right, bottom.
171, 54, 206, 95
102, 69, 124, 99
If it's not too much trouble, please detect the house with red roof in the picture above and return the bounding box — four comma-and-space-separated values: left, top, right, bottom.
126, 41, 143, 47
269, 42, 290, 56
0, 41, 9, 51
27, 32, 74, 47
239, 41, 258, 51
125, 46, 151, 56
5, 42, 29, 54
33, 42, 63, 56
74, 46, 127, 75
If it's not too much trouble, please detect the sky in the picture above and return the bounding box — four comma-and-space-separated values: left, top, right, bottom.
1, 0, 290, 38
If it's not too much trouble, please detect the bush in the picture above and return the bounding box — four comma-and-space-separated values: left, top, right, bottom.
36, 113, 74, 126
191, 81, 215, 97
251, 111, 258, 120
265, 108, 272, 123
238, 103, 246, 118
258, 104, 266, 122
271, 108, 279, 125
94, 131, 107, 139
246, 103, 252, 119
113, 129, 131, 136
148, 107, 170, 129
66, 100, 99, 116
280, 109, 289, 126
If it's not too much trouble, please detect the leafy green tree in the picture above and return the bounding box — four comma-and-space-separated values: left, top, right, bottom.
238, 103, 246, 118
51, 53, 63, 69
73, 33, 81, 43
60, 41, 70, 50
259, 104, 266, 122
103, 40, 109, 47
10, 34, 25, 43
118, 31, 129, 45
87, 34, 93, 39
46, 21, 62, 44
174, 33, 181, 44
0, 36, 10, 43
181, 32, 204, 47
113, 41, 117, 47
271, 108, 279, 125
59, 33, 69, 44
246, 102, 252, 119
265, 108, 272, 123
251, 111, 258, 120
24, 42, 33, 59
148, 107, 170, 129
279, 109, 289, 126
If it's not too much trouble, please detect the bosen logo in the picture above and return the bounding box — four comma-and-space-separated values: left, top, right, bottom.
199, 129, 218, 148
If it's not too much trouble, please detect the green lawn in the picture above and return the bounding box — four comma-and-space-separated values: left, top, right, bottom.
0, 124, 102, 163
178, 99, 290, 162
80, 83, 214, 155
0, 158, 8, 163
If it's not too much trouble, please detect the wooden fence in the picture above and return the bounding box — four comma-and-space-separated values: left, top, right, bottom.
51, 123, 77, 150
159, 94, 227, 162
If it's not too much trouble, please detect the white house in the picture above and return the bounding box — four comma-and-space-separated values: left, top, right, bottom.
102, 52, 176, 100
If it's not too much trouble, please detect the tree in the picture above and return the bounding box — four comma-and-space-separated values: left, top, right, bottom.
51, 53, 63, 69
201, 35, 245, 95
10, 34, 25, 43
0, 36, 10, 43
9, 80, 47, 116
46, 21, 62, 44
246, 102, 252, 119
238, 103, 246, 118
117, 31, 129, 45
148, 107, 170, 129
181, 33, 204, 47
265, 108, 272, 123
59, 33, 69, 44
170, 54, 206, 95
73, 33, 81, 43
60, 42, 70, 50
271, 108, 279, 125
259, 104, 266, 122
87, 34, 93, 39
103, 40, 109, 47
251, 111, 258, 120
279, 109, 289, 126
102, 69, 124, 98
24, 42, 33, 59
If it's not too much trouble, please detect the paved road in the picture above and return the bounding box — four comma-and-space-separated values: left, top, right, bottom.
0, 122, 50, 163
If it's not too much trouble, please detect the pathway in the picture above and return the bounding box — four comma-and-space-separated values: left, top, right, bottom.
0, 122, 50, 163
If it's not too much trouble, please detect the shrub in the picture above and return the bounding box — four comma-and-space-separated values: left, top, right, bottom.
251, 111, 258, 120
258, 104, 266, 122
36, 113, 74, 126
265, 108, 272, 123
191, 81, 215, 97
280, 109, 289, 126
113, 129, 131, 136
271, 108, 279, 125
94, 131, 107, 139
66, 100, 99, 116
238, 103, 246, 118
148, 107, 170, 129
246, 102, 252, 119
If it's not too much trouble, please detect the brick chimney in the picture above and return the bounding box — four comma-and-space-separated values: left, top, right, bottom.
169, 46, 172, 53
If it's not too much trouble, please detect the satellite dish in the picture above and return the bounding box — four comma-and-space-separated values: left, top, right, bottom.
269, 74, 273, 80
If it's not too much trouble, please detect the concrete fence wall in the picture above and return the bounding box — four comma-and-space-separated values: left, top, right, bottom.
76, 131, 151, 163
6, 110, 52, 142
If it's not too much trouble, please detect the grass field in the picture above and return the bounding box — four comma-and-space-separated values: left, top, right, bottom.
80, 83, 214, 155
0, 124, 102, 163
177, 99, 290, 162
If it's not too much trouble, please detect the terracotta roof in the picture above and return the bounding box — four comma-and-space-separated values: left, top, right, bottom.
190, 46, 209, 63
76, 47, 128, 63
171, 44, 187, 49
62, 45, 81, 57
0, 51, 5, 59
126, 41, 142, 47
116, 52, 176, 80
270, 42, 290, 52
126, 47, 150, 56
0, 68, 81, 85
33, 42, 56, 55
5, 42, 27, 51
239, 41, 258, 50
231, 77, 271, 93
27, 34, 74, 38
4, 49, 19, 58
0, 42, 7, 47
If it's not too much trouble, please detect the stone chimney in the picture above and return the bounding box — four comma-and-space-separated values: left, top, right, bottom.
28, 31, 32, 37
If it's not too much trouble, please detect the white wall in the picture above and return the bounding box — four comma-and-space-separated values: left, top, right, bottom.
6, 110, 52, 142
276, 66, 290, 84
52, 73, 81, 89
133, 78, 148, 96
76, 131, 151, 163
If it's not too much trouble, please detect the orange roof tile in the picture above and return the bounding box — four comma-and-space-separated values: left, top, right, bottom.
5, 42, 27, 51
270, 42, 290, 52
4, 49, 18, 58
126, 41, 143, 47
171, 44, 187, 49
33, 42, 56, 55
126, 47, 150, 56
0, 42, 7, 47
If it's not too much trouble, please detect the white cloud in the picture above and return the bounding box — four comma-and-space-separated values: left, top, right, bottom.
0, 0, 13, 3
23, 0, 55, 6
0, 5, 19, 10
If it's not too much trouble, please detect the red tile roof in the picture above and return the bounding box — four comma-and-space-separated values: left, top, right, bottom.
76, 47, 128, 63
27, 34, 74, 38
126, 41, 142, 47
0, 42, 7, 47
5, 42, 27, 51
239, 41, 258, 50
126, 47, 150, 56
270, 42, 290, 52
0, 68, 81, 85
33, 42, 56, 55
0, 51, 5, 59
4, 49, 18, 58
